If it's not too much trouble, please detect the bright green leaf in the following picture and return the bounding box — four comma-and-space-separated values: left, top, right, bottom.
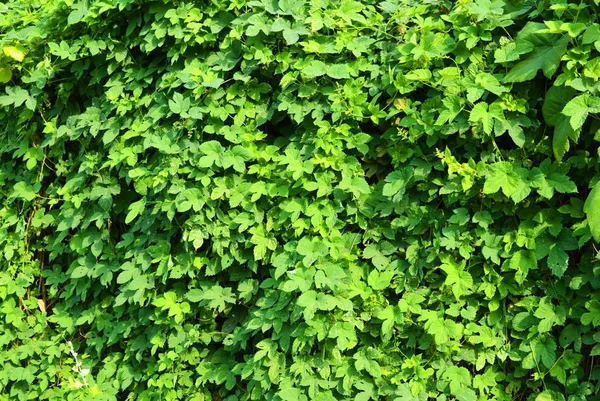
584, 182, 600, 242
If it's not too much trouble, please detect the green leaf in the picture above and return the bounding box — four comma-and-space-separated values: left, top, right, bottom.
117, 263, 138, 284
532, 336, 557, 369
327, 63, 350, 79
468, 326, 497, 347
442, 365, 471, 395
169, 92, 190, 115
278, 0, 304, 14
559, 324, 580, 347
71, 265, 89, 279
302, 60, 327, 77
513, 312, 537, 331
427, 317, 463, 344
582, 300, 600, 326
328, 321, 357, 350
435, 96, 463, 125
296, 237, 328, 267
534, 230, 577, 277
223, 145, 251, 172
530, 159, 578, 197
297, 290, 337, 320
186, 286, 236, 312
199, 141, 224, 168
11, 182, 38, 201
553, 117, 574, 158
535, 298, 563, 333
382, 168, 412, 202
68, 2, 87, 25
48, 40, 79, 60
367, 269, 395, 290
153, 292, 190, 324
245, 14, 270, 36
0, 86, 30, 108
584, 182, 600, 242
1, 1, 598, 397
469, 102, 504, 135
0, 67, 12, 83
583, 24, 600, 44
508, 250, 537, 285
277, 385, 305, 401
466, 0, 504, 21
271, 19, 309, 45
376, 306, 399, 341
560, 22, 586, 37
455, 389, 477, 401
125, 198, 146, 224
542, 85, 576, 127
338, 175, 371, 198
440, 256, 472, 299
536, 391, 562, 401
547, 247, 569, 277
483, 162, 530, 203
495, 41, 532, 63
354, 349, 381, 377
562, 94, 600, 130
405, 69, 432, 81
338, 0, 365, 24
504, 32, 569, 82
493, 116, 527, 147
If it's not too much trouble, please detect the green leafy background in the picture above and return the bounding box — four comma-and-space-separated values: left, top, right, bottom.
2, 0, 600, 400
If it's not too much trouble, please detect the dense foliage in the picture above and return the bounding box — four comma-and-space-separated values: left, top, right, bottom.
2, 0, 600, 400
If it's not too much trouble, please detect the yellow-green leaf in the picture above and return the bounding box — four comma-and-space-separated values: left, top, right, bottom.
2, 46, 25, 62
0, 67, 11, 83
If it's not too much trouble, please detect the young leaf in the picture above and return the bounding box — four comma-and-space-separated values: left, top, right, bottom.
2, 45, 25, 61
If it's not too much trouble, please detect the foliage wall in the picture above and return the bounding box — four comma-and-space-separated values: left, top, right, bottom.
2, 0, 600, 400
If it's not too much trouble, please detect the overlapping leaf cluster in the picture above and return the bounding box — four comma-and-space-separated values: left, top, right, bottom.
2, 0, 600, 400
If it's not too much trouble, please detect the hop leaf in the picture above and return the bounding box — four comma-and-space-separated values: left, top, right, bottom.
504, 25, 569, 82
2, 45, 25, 61
584, 182, 600, 242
